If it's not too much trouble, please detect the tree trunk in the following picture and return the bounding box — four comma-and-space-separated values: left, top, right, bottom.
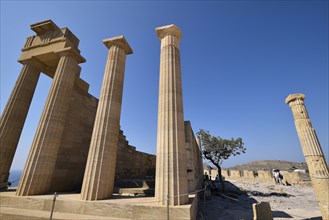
216, 165, 225, 192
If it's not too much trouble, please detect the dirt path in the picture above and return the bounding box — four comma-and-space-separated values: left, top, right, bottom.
198, 180, 322, 220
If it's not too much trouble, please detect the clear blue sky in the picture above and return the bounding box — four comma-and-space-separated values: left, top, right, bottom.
1, 0, 328, 170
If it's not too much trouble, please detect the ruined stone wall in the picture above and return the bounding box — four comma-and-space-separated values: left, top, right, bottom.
218, 169, 311, 186
185, 121, 203, 192
51, 82, 98, 192
49, 79, 156, 192
115, 121, 203, 187
40, 78, 195, 193
115, 131, 156, 179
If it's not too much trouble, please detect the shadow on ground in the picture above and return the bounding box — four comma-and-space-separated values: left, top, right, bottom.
272, 210, 293, 218
198, 180, 257, 220
245, 190, 293, 198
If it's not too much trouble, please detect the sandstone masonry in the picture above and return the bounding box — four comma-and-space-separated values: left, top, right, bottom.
0, 20, 156, 194
155, 24, 189, 206
0, 20, 202, 219
286, 93, 329, 220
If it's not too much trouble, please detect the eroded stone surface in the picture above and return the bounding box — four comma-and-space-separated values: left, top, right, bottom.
0, 64, 40, 183
81, 36, 132, 201
286, 93, 329, 220
252, 202, 273, 220
155, 24, 189, 206
1, 20, 202, 219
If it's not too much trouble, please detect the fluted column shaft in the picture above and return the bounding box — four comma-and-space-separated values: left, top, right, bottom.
81, 36, 132, 200
0, 64, 40, 183
16, 55, 80, 196
155, 25, 188, 206
286, 94, 329, 220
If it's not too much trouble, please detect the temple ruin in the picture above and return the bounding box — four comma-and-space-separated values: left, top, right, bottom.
286, 94, 329, 220
0, 20, 203, 219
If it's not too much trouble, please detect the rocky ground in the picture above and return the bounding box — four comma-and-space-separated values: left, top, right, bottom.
197, 179, 322, 220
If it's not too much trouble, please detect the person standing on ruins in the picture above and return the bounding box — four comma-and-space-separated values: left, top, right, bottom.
279, 172, 284, 185
272, 169, 284, 185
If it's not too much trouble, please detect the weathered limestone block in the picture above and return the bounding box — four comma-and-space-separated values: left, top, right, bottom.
81, 36, 132, 200
185, 121, 203, 191
253, 202, 273, 220
115, 131, 156, 180
286, 93, 329, 220
230, 170, 241, 179
208, 168, 310, 186
243, 170, 256, 180
50, 85, 98, 192
256, 171, 273, 182
280, 171, 308, 186
155, 24, 188, 206
221, 170, 229, 179
0, 63, 40, 183
19, 20, 82, 79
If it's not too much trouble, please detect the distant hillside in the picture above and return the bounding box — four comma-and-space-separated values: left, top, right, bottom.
225, 160, 308, 172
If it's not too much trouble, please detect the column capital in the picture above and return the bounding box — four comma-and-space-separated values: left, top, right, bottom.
156, 24, 182, 41
285, 93, 305, 104
103, 36, 133, 55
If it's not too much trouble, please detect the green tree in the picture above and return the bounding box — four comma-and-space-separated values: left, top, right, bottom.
197, 129, 246, 191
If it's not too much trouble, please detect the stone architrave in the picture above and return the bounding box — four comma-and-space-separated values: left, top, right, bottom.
286, 93, 329, 220
155, 24, 188, 206
16, 52, 82, 196
0, 63, 40, 184
80, 36, 132, 201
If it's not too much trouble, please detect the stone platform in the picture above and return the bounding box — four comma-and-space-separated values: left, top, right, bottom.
0, 190, 198, 220
113, 179, 155, 196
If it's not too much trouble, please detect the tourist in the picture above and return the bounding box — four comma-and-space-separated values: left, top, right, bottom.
273, 169, 284, 185
278, 171, 284, 185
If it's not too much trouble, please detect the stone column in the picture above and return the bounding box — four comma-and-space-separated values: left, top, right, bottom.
155, 24, 188, 206
80, 36, 132, 201
16, 53, 80, 196
0, 63, 40, 184
286, 93, 329, 220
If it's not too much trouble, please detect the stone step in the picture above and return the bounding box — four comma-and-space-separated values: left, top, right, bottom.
115, 187, 154, 196
0, 207, 129, 220
0, 191, 195, 219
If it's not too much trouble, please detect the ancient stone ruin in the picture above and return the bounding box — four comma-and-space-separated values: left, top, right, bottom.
2, 19, 327, 220
286, 94, 329, 220
0, 20, 203, 219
